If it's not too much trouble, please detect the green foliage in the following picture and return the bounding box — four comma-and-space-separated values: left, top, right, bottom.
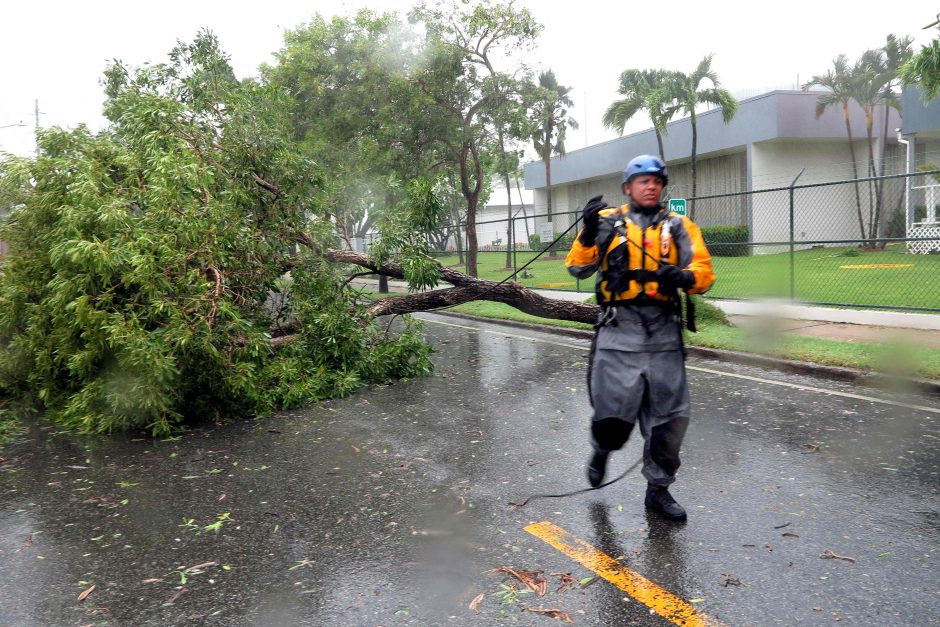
0, 400, 29, 446
700, 225, 750, 257
0, 33, 432, 436
263, 10, 447, 244
688, 294, 729, 326
528, 231, 574, 252
900, 22, 940, 101
367, 178, 447, 292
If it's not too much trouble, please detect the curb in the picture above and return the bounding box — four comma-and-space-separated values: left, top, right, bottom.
429, 311, 940, 399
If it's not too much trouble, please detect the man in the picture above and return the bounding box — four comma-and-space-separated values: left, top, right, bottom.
565, 155, 715, 522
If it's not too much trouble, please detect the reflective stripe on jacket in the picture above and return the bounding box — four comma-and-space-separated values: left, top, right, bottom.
565, 204, 716, 303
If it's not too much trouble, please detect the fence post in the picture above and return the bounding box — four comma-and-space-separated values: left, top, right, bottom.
510, 216, 517, 274
789, 168, 805, 302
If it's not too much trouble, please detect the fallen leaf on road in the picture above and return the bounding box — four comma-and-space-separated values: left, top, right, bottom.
77, 584, 96, 602
721, 573, 742, 587
820, 550, 856, 563
551, 572, 576, 593
184, 561, 218, 573
773, 522, 791, 529
141, 578, 163, 584
468, 592, 484, 613
15, 533, 33, 552
579, 576, 600, 589
782, 532, 799, 538
164, 587, 187, 605
492, 567, 547, 596
525, 607, 574, 623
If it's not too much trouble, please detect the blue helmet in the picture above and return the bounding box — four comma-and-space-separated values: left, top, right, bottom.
622, 155, 668, 186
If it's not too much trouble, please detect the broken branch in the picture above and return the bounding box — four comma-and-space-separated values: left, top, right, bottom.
322, 248, 598, 324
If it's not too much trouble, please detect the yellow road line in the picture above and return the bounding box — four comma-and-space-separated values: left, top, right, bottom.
525, 521, 724, 627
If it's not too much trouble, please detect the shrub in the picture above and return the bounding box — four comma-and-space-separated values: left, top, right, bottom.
528, 231, 575, 253
700, 225, 749, 257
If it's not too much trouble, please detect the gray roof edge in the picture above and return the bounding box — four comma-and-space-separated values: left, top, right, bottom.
522, 90, 886, 189
523, 89, 811, 170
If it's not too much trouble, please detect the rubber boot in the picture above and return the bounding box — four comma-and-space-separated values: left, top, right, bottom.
586, 450, 609, 488
644, 484, 687, 522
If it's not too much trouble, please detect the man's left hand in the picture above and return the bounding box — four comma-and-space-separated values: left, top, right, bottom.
655, 264, 695, 289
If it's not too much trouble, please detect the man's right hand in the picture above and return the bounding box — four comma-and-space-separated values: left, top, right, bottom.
578, 195, 606, 246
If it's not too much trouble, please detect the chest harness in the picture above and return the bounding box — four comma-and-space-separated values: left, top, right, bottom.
594, 205, 696, 335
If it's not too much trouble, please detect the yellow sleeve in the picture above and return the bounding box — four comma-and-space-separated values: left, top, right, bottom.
681, 218, 716, 294
565, 232, 599, 279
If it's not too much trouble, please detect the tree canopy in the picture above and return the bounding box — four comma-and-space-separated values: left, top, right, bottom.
0, 32, 434, 435
900, 14, 940, 101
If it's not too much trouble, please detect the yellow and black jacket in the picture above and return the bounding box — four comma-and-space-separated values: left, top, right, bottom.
565, 204, 715, 305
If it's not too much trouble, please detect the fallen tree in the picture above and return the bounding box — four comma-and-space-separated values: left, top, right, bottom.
321, 249, 597, 323
0, 33, 591, 437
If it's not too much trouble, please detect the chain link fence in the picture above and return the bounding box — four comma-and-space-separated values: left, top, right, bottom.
363, 170, 940, 312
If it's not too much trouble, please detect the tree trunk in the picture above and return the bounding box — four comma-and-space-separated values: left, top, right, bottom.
689, 110, 698, 220
459, 140, 482, 277
451, 199, 465, 265
501, 173, 512, 270
379, 192, 397, 293
322, 249, 598, 324
865, 118, 881, 246
515, 177, 531, 241
494, 126, 513, 270
844, 102, 866, 240
445, 173, 465, 264
655, 129, 665, 163
466, 194, 479, 277
875, 102, 891, 247
545, 155, 554, 256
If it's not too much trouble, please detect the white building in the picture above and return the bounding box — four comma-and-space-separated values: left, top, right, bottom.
522, 89, 940, 247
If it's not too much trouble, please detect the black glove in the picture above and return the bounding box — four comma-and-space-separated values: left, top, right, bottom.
578, 195, 606, 246
655, 264, 695, 289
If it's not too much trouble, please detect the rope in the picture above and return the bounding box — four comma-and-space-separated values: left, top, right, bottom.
357, 205, 673, 504
508, 455, 643, 508
420, 217, 585, 314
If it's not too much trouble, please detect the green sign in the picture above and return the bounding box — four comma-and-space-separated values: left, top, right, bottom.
668, 198, 687, 216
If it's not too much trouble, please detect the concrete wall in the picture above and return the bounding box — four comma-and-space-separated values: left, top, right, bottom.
902, 86, 940, 137
748, 139, 903, 244
531, 153, 749, 230
523, 90, 895, 190
667, 152, 748, 227
474, 203, 535, 247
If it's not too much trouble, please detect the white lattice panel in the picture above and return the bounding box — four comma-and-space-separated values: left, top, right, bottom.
908, 223, 940, 254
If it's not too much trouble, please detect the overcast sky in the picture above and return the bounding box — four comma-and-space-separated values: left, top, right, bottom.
1, 1, 936, 158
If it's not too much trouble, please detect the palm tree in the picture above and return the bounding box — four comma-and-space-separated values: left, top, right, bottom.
602, 69, 678, 161
900, 13, 940, 101
803, 56, 866, 239
652, 56, 737, 220
854, 37, 914, 243
531, 69, 578, 256
875, 35, 914, 240
853, 51, 886, 241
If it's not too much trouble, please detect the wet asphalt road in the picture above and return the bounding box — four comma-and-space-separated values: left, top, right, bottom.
0, 313, 937, 626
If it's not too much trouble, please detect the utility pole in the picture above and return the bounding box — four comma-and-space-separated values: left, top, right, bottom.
35, 99, 40, 155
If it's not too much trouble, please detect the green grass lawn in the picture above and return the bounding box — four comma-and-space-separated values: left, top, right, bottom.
433, 243, 940, 310
436, 299, 940, 381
